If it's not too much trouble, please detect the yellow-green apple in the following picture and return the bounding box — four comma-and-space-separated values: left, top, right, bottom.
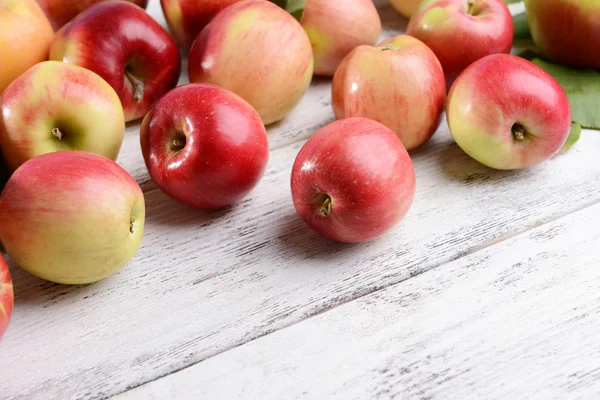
389, 0, 421, 18
300, 0, 382, 76
49, 1, 181, 122
525, 0, 600, 69
332, 35, 446, 151
188, 0, 314, 125
37, 0, 148, 31
0, 61, 125, 172
407, 0, 513, 89
160, 0, 243, 52
140, 83, 269, 209
0, 151, 145, 285
291, 117, 416, 243
0, 254, 13, 339
446, 54, 572, 170
0, 0, 54, 94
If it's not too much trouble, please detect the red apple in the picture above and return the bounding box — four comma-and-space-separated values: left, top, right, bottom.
291, 117, 416, 243
407, 0, 513, 89
37, 0, 148, 31
0, 61, 125, 172
525, 0, 600, 69
0, 151, 145, 285
49, 1, 181, 122
0, 0, 54, 94
188, 0, 314, 125
140, 83, 269, 209
160, 0, 243, 52
0, 254, 13, 340
446, 54, 572, 170
300, 0, 382, 76
332, 35, 446, 151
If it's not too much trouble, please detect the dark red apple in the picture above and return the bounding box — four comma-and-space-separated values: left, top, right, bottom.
291, 117, 416, 243
49, 1, 181, 122
140, 83, 270, 209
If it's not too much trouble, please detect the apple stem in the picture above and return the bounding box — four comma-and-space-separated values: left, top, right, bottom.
130, 217, 135, 234
319, 196, 332, 217
512, 124, 526, 141
125, 69, 144, 102
51, 128, 63, 140
467, 1, 476, 15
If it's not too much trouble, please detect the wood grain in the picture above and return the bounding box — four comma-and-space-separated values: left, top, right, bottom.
1, 1, 597, 400
117, 202, 600, 400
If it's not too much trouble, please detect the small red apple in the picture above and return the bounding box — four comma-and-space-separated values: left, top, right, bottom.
160, 0, 243, 52
291, 117, 416, 243
188, 0, 314, 125
37, 0, 148, 31
140, 83, 270, 209
0, 254, 13, 340
446, 54, 572, 170
49, 1, 181, 123
407, 0, 513, 89
300, 0, 382, 76
332, 35, 446, 151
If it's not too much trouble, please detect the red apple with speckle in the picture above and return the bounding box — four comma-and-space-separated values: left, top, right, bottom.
37, 0, 148, 31
188, 0, 314, 125
49, 1, 181, 122
291, 117, 416, 243
0, 254, 13, 340
447, 54, 572, 170
160, 0, 243, 51
140, 83, 269, 209
332, 35, 446, 151
406, 0, 513, 89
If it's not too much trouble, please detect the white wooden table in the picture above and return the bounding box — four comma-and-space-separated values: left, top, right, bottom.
2, 1, 599, 399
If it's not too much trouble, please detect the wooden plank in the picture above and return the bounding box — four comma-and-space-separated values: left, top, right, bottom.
117, 202, 600, 400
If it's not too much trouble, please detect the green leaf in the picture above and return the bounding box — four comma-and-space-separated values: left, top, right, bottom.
563, 122, 582, 150
528, 58, 600, 130
269, 0, 305, 22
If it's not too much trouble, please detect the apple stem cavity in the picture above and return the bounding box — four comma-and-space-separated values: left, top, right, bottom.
125, 68, 144, 102
51, 128, 64, 140
130, 217, 135, 234
467, 1, 477, 15
512, 123, 527, 141
319, 195, 332, 217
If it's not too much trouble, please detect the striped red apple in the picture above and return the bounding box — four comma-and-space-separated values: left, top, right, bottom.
188, 0, 314, 125
446, 54, 572, 170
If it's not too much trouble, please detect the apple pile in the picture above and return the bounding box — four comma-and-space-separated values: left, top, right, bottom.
0, 0, 588, 338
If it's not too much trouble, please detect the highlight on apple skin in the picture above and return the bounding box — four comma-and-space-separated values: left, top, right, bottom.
140, 83, 270, 210
446, 54, 572, 171
49, 0, 181, 123
188, 0, 314, 126
160, 0, 242, 52
37, 0, 148, 31
332, 35, 446, 151
407, 0, 513, 90
525, 0, 600, 70
0, 0, 54, 94
300, 0, 382, 76
0, 61, 126, 172
0, 254, 14, 340
0, 151, 146, 285
291, 117, 416, 243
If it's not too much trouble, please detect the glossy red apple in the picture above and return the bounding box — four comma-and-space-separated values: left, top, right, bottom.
49, 1, 181, 122
332, 35, 446, 151
301, 0, 382, 76
140, 83, 269, 209
161, 0, 243, 51
37, 0, 148, 30
188, 0, 314, 125
407, 0, 513, 89
0, 254, 13, 340
447, 54, 572, 170
0, 151, 145, 284
525, 0, 600, 69
0, 61, 125, 172
291, 117, 416, 243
